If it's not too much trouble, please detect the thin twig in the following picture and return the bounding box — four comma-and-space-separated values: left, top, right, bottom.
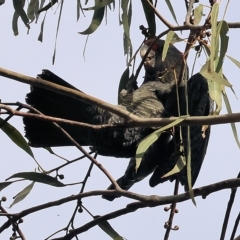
0, 204, 26, 240
164, 179, 180, 240
2, 177, 240, 235
220, 172, 240, 240
230, 212, 240, 240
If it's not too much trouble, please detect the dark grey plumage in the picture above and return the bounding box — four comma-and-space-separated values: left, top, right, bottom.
23, 39, 211, 201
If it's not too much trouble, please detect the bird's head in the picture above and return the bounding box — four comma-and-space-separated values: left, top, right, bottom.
140, 39, 187, 84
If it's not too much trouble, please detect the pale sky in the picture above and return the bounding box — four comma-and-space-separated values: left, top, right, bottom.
1, 1, 240, 239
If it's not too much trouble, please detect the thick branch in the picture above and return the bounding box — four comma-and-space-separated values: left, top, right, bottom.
1, 178, 240, 236
1, 70, 240, 129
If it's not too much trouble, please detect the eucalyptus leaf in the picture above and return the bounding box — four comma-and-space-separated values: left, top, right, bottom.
226, 55, 240, 69
12, 0, 30, 29
210, 3, 219, 71
79, 0, 105, 35
162, 31, 175, 61
0, 118, 34, 158
162, 155, 186, 178
10, 182, 35, 208
223, 91, 240, 148
6, 172, 65, 187
94, 215, 124, 239
27, 0, 38, 23
165, 0, 179, 25
200, 62, 232, 87
0, 182, 13, 191
141, 0, 156, 38
135, 115, 188, 172
194, 4, 203, 25
83, 0, 114, 11
186, 126, 196, 206
215, 21, 229, 73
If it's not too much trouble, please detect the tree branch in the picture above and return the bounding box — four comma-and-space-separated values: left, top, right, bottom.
1, 178, 240, 237
1, 70, 240, 129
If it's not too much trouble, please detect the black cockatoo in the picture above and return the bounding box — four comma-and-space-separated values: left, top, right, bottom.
23, 39, 211, 201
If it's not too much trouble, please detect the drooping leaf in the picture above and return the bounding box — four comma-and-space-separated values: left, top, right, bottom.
215, 21, 229, 73
135, 115, 188, 172
12, 10, 19, 36
44, 147, 54, 154
83, 0, 114, 10
162, 155, 186, 178
186, 126, 196, 206
226, 55, 240, 68
94, 215, 124, 240
6, 172, 65, 187
10, 182, 35, 208
121, 0, 132, 59
76, 0, 84, 21
223, 91, 240, 149
210, 3, 219, 71
207, 78, 222, 114
0, 182, 13, 191
36, 0, 45, 22
12, 0, 30, 29
27, 0, 39, 23
168, 32, 184, 44
38, 11, 47, 42
162, 31, 175, 61
194, 4, 203, 25
200, 61, 232, 87
118, 67, 130, 104
0, 118, 34, 158
52, 0, 64, 64
141, 0, 156, 38
165, 0, 179, 26
79, 0, 105, 35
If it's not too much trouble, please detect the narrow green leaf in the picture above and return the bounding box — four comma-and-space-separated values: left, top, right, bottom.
36, 0, 45, 22
141, 0, 156, 38
223, 91, 240, 148
200, 61, 232, 87
0, 118, 34, 158
44, 147, 54, 154
27, 0, 38, 23
162, 155, 186, 178
207, 79, 222, 114
165, 0, 179, 25
12, 10, 19, 36
77, 0, 84, 21
215, 21, 229, 73
83, 0, 114, 10
135, 115, 189, 172
10, 182, 35, 208
226, 55, 240, 69
37, 11, 47, 42
0, 182, 13, 191
52, 0, 64, 64
194, 4, 203, 25
169, 32, 184, 44
94, 215, 124, 240
118, 67, 129, 104
210, 3, 219, 72
79, 0, 105, 35
12, 0, 30, 29
121, 0, 132, 59
6, 172, 65, 187
186, 126, 196, 206
162, 31, 175, 61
